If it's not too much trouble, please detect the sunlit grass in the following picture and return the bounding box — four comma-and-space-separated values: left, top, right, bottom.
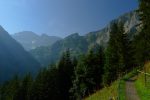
84, 81, 118, 100
135, 62, 150, 100
118, 79, 126, 100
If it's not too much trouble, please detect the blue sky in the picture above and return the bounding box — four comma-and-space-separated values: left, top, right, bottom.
0, 0, 138, 37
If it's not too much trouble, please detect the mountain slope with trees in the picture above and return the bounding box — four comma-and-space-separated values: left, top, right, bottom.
0, 26, 41, 82
30, 11, 140, 67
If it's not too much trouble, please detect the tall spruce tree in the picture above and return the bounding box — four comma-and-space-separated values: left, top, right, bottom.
13, 74, 33, 100
57, 49, 74, 100
117, 23, 132, 72
103, 22, 131, 85
29, 65, 60, 100
0, 76, 20, 100
133, 0, 150, 65
29, 69, 48, 100
44, 66, 60, 100
71, 48, 104, 100
103, 23, 119, 85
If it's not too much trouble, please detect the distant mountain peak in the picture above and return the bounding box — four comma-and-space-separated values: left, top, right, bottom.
66, 33, 79, 39
12, 31, 62, 51
41, 33, 49, 37
14, 31, 38, 37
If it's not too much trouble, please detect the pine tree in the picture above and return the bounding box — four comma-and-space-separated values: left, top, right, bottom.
29, 69, 48, 100
44, 66, 60, 100
94, 46, 105, 87
103, 23, 119, 85
57, 49, 74, 100
133, 0, 150, 65
71, 60, 89, 100
0, 75, 20, 100
71, 48, 104, 99
13, 74, 33, 100
103, 22, 131, 85
117, 23, 132, 72
29, 65, 60, 100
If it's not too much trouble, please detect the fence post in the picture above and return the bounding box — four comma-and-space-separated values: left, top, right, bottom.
118, 80, 120, 100
144, 66, 147, 87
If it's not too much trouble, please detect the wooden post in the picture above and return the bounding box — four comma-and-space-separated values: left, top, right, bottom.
144, 66, 147, 87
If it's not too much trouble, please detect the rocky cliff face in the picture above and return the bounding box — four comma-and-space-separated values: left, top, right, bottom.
86, 11, 140, 48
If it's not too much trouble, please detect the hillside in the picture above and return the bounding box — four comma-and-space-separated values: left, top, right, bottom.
86, 62, 150, 100
12, 31, 61, 51
84, 81, 118, 100
0, 26, 41, 82
30, 11, 140, 66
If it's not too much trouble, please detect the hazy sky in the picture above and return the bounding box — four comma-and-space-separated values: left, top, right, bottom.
0, 0, 138, 37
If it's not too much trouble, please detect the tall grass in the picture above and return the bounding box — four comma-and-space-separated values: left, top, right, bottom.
118, 79, 126, 100
135, 62, 150, 100
84, 81, 118, 100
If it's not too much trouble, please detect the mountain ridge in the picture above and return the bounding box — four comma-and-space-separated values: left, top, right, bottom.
12, 31, 62, 50
29, 11, 140, 66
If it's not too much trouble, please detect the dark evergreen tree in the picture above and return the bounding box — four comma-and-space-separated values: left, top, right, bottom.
103, 22, 131, 85
133, 0, 150, 65
13, 74, 33, 100
103, 23, 119, 85
70, 59, 89, 100
29, 69, 48, 100
44, 67, 60, 100
117, 23, 132, 72
0, 76, 20, 100
95, 46, 105, 86
57, 49, 74, 100
28, 65, 61, 100
71, 48, 104, 100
